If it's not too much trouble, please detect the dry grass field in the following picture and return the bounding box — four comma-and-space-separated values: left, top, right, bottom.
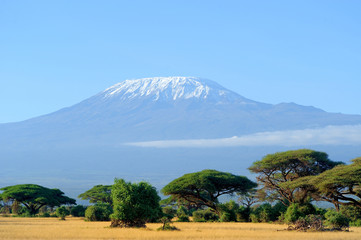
0, 217, 360, 240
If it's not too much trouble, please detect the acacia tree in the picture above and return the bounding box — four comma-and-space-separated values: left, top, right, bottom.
78, 185, 112, 205
110, 178, 162, 228
161, 169, 257, 215
0, 184, 76, 215
237, 189, 258, 209
283, 157, 361, 211
249, 149, 342, 206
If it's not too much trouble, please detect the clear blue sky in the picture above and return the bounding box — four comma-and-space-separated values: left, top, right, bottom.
1, 0, 360, 123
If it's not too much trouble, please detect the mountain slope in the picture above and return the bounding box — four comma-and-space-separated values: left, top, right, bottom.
1, 76, 361, 198
1, 76, 361, 149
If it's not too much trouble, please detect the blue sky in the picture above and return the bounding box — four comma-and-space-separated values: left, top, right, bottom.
0, 0, 360, 123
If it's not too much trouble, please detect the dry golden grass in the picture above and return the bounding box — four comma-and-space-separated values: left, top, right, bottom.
0, 217, 360, 240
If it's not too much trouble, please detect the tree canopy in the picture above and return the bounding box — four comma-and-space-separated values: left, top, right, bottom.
78, 185, 112, 205
110, 178, 162, 227
249, 149, 342, 205
161, 169, 257, 214
282, 157, 361, 210
0, 184, 76, 215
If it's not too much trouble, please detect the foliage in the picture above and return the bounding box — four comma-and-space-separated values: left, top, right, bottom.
249, 149, 342, 205
38, 212, 51, 217
284, 202, 316, 224
340, 205, 361, 226
250, 203, 273, 223
236, 205, 251, 222
162, 206, 176, 220
162, 169, 257, 215
249, 202, 287, 223
70, 205, 87, 217
192, 209, 219, 222
0, 184, 76, 215
85, 203, 113, 221
110, 178, 162, 228
56, 206, 70, 220
157, 216, 180, 231
78, 185, 112, 205
175, 205, 190, 222
219, 200, 239, 222
284, 157, 361, 210
324, 209, 350, 230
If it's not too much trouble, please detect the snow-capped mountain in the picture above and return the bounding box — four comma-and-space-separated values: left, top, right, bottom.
98, 77, 253, 104
1, 76, 361, 147
1, 76, 361, 197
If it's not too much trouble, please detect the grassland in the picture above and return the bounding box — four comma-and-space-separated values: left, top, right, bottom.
0, 217, 360, 240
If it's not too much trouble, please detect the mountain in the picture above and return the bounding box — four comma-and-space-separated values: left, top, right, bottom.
1, 76, 361, 198
1, 76, 361, 148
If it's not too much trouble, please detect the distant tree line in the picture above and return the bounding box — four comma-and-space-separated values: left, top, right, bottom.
1, 149, 360, 231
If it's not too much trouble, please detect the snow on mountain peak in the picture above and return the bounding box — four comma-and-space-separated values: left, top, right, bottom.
100, 76, 245, 103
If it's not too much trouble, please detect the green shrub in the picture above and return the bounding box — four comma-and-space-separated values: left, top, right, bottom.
350, 219, 361, 227
162, 206, 176, 220
220, 212, 232, 222
236, 206, 251, 222
20, 210, 33, 217
110, 179, 162, 227
340, 205, 361, 223
284, 203, 316, 224
56, 206, 70, 220
85, 203, 113, 221
38, 212, 51, 217
219, 200, 238, 222
324, 209, 350, 230
192, 209, 219, 222
157, 216, 180, 231
176, 206, 190, 222
250, 203, 275, 223
70, 205, 87, 217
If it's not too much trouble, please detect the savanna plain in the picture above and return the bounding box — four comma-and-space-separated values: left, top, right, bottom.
0, 217, 360, 240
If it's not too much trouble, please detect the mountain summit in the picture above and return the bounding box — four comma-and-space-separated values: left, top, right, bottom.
1, 76, 361, 196
95, 77, 255, 105
1, 76, 361, 146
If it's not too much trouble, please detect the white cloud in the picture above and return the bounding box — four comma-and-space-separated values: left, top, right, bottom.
125, 125, 361, 148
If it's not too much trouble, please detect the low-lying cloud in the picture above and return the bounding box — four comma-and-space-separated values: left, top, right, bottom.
125, 125, 361, 148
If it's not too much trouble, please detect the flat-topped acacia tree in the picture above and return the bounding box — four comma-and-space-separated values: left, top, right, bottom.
249, 149, 343, 205
283, 157, 361, 211
161, 169, 257, 215
0, 184, 76, 215
78, 185, 112, 205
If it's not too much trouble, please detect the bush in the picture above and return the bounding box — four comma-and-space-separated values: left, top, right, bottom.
236, 206, 251, 222
192, 209, 219, 222
340, 205, 361, 225
176, 206, 190, 222
162, 206, 176, 220
38, 212, 51, 217
110, 179, 162, 228
157, 216, 180, 231
289, 214, 323, 231
20, 210, 33, 217
219, 200, 239, 222
284, 203, 316, 224
324, 209, 350, 230
85, 203, 113, 221
71, 205, 87, 217
250, 203, 277, 223
351, 219, 361, 227
56, 206, 70, 220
